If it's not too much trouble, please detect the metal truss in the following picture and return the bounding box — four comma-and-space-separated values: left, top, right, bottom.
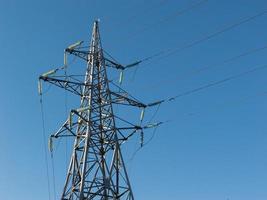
39, 20, 161, 200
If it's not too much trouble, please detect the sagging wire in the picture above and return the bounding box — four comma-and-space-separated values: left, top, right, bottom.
127, 64, 267, 160
39, 82, 57, 200
38, 84, 52, 200
48, 137, 57, 200
180, 90, 267, 120
158, 10, 267, 60
128, 0, 208, 39
128, 52, 165, 81
110, 0, 170, 30
121, 51, 164, 80
130, 65, 139, 82
51, 155, 56, 200
133, 10, 267, 70
172, 64, 267, 100
140, 101, 162, 147
144, 43, 267, 91
128, 103, 164, 161
127, 64, 267, 140
129, 121, 169, 163
142, 126, 159, 147
79, 10, 267, 81
157, 44, 267, 92
125, 93, 166, 169
147, 63, 267, 108
38, 78, 53, 95
148, 103, 161, 124
138, 102, 162, 146
103, 49, 163, 85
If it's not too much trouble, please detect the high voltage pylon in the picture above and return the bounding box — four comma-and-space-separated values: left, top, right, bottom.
39, 20, 162, 200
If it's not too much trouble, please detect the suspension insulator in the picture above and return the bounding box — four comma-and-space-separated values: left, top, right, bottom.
42, 69, 57, 77
119, 70, 124, 84
68, 112, 72, 128
38, 80, 42, 95
67, 41, 83, 50
140, 131, 144, 147
48, 137, 53, 153
140, 108, 145, 122
64, 50, 67, 67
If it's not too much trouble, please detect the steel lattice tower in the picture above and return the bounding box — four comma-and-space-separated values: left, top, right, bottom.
60, 21, 134, 200
39, 20, 162, 200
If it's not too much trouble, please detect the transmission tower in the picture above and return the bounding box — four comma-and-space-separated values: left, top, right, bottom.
39, 20, 162, 200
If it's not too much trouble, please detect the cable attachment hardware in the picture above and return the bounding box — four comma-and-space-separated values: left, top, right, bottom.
140, 108, 145, 122
38, 79, 42, 95
140, 131, 144, 147
68, 112, 73, 129
119, 70, 124, 85
64, 50, 67, 68
144, 122, 163, 129
48, 136, 53, 153
66, 41, 84, 51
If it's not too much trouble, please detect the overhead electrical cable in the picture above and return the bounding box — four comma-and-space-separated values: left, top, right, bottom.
166, 90, 267, 125
78, 10, 267, 74
114, 0, 171, 29
99, 0, 209, 69
128, 65, 267, 163
140, 10, 267, 66
129, 127, 159, 163
50, 153, 56, 200
189, 90, 267, 118
39, 94, 52, 200
145, 63, 267, 108
167, 63, 267, 101
129, 0, 209, 38
192, 44, 267, 73
102, 0, 173, 42
129, 91, 267, 162
146, 43, 267, 90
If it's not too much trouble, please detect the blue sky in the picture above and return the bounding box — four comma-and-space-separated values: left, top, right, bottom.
0, 0, 267, 200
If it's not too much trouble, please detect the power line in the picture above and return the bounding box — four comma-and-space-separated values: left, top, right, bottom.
128, 65, 267, 164
191, 90, 267, 117
145, 63, 267, 106
128, 0, 208, 39
129, 127, 159, 163
108, 8, 267, 82
167, 63, 267, 101
159, 10, 267, 60
145, 43, 267, 90
39, 95, 52, 200
101, 0, 208, 65
114, 0, 171, 29
103, 0, 170, 33
141, 10, 267, 65
193, 44, 267, 73
50, 153, 56, 200
168, 90, 267, 124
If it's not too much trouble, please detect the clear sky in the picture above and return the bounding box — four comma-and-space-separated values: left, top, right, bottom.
0, 0, 267, 200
